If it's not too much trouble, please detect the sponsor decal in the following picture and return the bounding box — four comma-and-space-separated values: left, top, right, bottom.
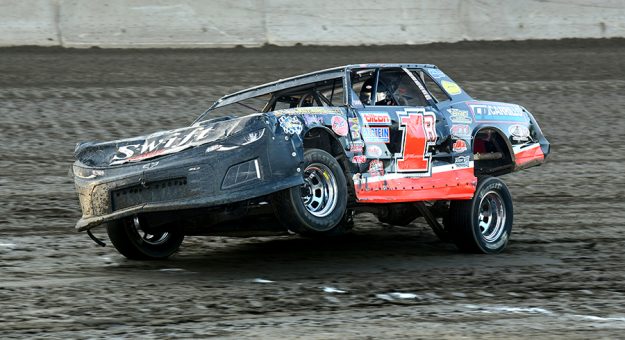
278, 115, 303, 135
110, 122, 267, 166
331, 116, 349, 136
349, 141, 364, 153
455, 155, 470, 168
362, 112, 391, 125
349, 117, 361, 139
450, 124, 471, 139
447, 108, 472, 124
508, 124, 531, 141
110, 125, 216, 165
362, 127, 390, 143
303, 114, 324, 126
368, 159, 384, 177
428, 69, 446, 79
469, 103, 527, 122
352, 155, 367, 164
366, 144, 384, 158
441, 80, 462, 95
452, 139, 468, 153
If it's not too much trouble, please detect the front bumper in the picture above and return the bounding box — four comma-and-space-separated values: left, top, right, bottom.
73, 129, 304, 231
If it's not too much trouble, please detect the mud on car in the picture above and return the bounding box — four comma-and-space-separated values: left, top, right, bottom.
71, 64, 550, 260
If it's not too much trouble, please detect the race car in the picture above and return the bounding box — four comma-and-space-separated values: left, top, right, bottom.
71, 64, 550, 260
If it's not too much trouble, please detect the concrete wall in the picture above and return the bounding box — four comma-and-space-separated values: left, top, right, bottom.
0, 0, 60, 46
1, 0, 624, 47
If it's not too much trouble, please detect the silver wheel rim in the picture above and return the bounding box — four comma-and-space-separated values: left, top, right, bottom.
132, 216, 170, 246
300, 163, 338, 218
478, 191, 507, 242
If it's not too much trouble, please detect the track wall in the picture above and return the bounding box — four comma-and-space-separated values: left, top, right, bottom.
1, 0, 624, 47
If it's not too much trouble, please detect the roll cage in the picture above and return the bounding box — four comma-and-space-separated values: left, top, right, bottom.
193, 64, 445, 123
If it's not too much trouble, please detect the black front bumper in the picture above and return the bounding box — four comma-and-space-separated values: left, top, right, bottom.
73, 129, 304, 231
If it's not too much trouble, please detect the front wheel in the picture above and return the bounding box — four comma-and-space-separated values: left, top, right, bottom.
273, 149, 348, 236
106, 216, 184, 260
444, 176, 513, 254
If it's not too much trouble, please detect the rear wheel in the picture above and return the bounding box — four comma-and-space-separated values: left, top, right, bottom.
106, 216, 184, 260
273, 149, 348, 236
444, 176, 513, 253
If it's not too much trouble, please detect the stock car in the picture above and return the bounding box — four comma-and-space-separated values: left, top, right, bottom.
71, 64, 549, 260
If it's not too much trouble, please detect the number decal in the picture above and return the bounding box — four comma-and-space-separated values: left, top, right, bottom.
396, 110, 437, 173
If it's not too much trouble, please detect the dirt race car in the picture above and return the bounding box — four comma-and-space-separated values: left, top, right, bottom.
71, 64, 550, 260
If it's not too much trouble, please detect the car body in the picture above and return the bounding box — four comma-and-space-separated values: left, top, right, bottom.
71, 64, 549, 258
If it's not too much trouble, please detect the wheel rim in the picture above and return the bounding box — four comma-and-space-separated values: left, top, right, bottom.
132, 216, 170, 246
300, 163, 338, 217
477, 191, 507, 243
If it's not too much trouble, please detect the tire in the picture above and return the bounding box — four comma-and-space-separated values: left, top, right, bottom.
106, 216, 184, 260
273, 149, 348, 236
444, 176, 513, 254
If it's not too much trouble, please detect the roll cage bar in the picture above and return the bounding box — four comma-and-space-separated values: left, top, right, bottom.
193, 64, 440, 123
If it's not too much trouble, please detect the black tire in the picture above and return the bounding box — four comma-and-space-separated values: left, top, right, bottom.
106, 216, 184, 260
273, 149, 348, 236
444, 176, 513, 254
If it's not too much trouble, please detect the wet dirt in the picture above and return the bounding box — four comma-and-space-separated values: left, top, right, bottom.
1, 39, 625, 338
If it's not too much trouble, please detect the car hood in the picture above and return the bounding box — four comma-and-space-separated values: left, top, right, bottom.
74, 114, 267, 168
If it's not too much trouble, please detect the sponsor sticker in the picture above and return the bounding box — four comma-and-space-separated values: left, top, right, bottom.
110, 125, 216, 165
452, 139, 468, 153
303, 114, 324, 126
349, 141, 364, 153
508, 124, 531, 141
441, 80, 462, 95
279, 115, 303, 135
362, 112, 392, 125
349, 117, 361, 139
428, 68, 446, 79
447, 108, 472, 124
450, 124, 471, 139
455, 155, 470, 168
352, 155, 367, 164
368, 159, 384, 176
331, 116, 349, 136
362, 127, 390, 143
366, 144, 384, 158
469, 103, 527, 122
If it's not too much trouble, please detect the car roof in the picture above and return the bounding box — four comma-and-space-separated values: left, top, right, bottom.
213, 63, 438, 108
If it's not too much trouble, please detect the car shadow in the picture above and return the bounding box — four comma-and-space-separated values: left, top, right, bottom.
105, 224, 497, 281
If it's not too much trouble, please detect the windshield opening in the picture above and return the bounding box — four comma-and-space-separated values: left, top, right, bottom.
195, 94, 272, 123
195, 77, 345, 123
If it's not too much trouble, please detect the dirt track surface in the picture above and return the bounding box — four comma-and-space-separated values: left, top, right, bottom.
2, 39, 625, 338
